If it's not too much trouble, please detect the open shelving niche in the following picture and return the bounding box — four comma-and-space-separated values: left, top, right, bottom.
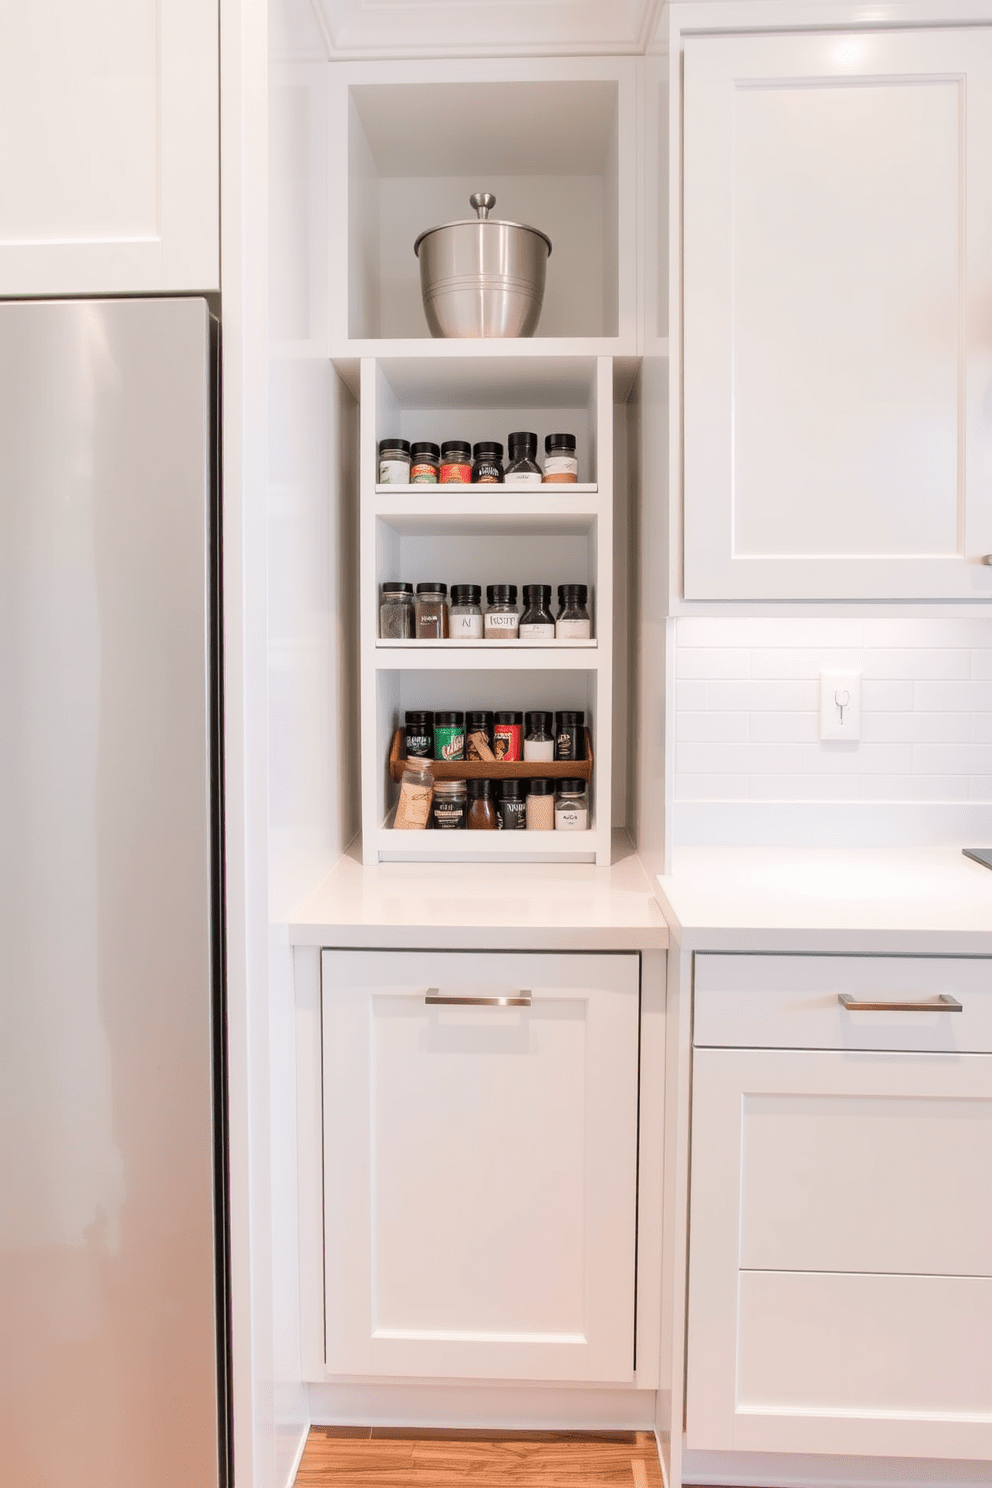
358, 355, 615, 865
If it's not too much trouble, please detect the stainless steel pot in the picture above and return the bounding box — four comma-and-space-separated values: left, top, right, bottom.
413, 192, 552, 338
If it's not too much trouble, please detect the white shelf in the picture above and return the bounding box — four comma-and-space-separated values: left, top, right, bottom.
374, 642, 597, 670
375, 483, 599, 497
375, 824, 604, 864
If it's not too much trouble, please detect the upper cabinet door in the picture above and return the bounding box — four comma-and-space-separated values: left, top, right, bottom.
682, 27, 992, 601
0, 0, 218, 295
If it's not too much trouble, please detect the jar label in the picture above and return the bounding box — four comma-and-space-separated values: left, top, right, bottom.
434, 727, 465, 761
518, 622, 555, 639
493, 726, 522, 762
497, 800, 527, 830
555, 805, 588, 831
473, 465, 503, 483
544, 456, 578, 483
485, 612, 519, 634
379, 459, 410, 484
432, 803, 465, 829
523, 739, 555, 761
440, 463, 471, 483
410, 464, 438, 483
452, 613, 484, 638
406, 732, 432, 757
556, 618, 591, 640
505, 471, 542, 486
556, 730, 576, 759
466, 730, 496, 762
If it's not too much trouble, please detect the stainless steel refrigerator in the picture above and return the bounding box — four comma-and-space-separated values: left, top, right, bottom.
0, 298, 229, 1486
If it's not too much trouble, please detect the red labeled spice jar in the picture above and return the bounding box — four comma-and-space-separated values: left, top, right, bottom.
440, 440, 472, 483
492, 710, 523, 761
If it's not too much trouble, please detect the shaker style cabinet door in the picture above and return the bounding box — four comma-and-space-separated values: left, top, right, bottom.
682, 27, 992, 600
320, 950, 639, 1383
686, 1047, 992, 1460
0, 0, 218, 294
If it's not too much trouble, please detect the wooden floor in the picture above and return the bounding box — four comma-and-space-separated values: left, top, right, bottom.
293, 1428, 666, 1488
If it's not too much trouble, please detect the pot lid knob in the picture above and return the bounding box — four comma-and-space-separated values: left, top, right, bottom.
469, 191, 496, 220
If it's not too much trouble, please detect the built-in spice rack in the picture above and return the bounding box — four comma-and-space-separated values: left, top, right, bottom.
388, 728, 594, 783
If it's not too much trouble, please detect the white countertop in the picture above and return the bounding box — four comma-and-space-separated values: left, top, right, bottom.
656, 846, 992, 953
291, 833, 669, 950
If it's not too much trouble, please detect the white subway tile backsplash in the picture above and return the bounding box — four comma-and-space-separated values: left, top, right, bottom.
673, 617, 992, 808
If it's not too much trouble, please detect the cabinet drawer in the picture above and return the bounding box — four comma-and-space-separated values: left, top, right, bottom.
694, 953, 992, 1053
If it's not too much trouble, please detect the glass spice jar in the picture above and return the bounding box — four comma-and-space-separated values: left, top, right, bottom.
449, 583, 484, 639
414, 581, 448, 638
544, 432, 578, 483
497, 779, 527, 831
518, 583, 555, 639
431, 779, 466, 830
472, 441, 504, 484
525, 777, 555, 830
404, 710, 433, 760
394, 763, 434, 830
555, 778, 589, 831
465, 710, 495, 761
523, 710, 555, 762
378, 438, 411, 484
555, 583, 591, 640
379, 580, 415, 639
555, 710, 585, 762
484, 583, 519, 639
505, 431, 542, 485
466, 777, 497, 829
440, 440, 472, 483
410, 440, 440, 483
492, 711, 523, 761
433, 711, 465, 762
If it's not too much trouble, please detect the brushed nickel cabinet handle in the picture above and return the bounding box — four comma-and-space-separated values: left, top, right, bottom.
425, 987, 532, 1008
838, 993, 963, 1013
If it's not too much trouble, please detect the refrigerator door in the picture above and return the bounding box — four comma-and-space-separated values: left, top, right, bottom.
0, 299, 224, 1486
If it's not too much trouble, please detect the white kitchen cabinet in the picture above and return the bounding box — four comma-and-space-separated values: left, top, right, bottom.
0, 0, 218, 295
681, 25, 992, 601
320, 949, 639, 1383
685, 952, 992, 1461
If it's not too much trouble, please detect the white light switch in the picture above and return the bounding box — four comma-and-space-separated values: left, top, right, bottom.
820, 670, 861, 740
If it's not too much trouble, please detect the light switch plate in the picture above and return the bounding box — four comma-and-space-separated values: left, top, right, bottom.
820, 670, 861, 740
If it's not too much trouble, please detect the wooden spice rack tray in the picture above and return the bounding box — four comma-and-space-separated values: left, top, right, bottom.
389, 728, 593, 784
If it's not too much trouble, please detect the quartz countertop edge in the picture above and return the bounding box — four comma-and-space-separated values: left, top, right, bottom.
656, 846, 992, 954
290, 834, 669, 951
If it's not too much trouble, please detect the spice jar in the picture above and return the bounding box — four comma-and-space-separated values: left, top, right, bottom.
544, 432, 578, 483
465, 710, 495, 761
450, 583, 484, 639
394, 763, 434, 830
493, 711, 523, 761
380, 580, 415, 639
433, 711, 465, 761
555, 583, 591, 640
378, 438, 411, 484
484, 583, 519, 639
518, 583, 555, 639
440, 440, 472, 483
505, 431, 542, 485
497, 780, 527, 831
555, 710, 585, 762
404, 710, 433, 760
466, 777, 497, 830
431, 779, 467, 830
555, 779, 589, 831
472, 441, 504, 484
410, 440, 440, 483
414, 581, 449, 638
523, 710, 555, 761
525, 777, 555, 830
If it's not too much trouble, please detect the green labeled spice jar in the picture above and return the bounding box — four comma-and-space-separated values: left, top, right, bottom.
433, 711, 465, 761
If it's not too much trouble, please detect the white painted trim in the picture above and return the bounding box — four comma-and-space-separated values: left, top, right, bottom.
672, 801, 992, 850
681, 1443, 992, 1488
282, 1423, 311, 1488
306, 1381, 658, 1429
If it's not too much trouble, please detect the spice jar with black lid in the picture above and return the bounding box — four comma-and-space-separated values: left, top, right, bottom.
505, 431, 542, 485
484, 583, 519, 639
450, 583, 484, 639
555, 710, 585, 761
472, 441, 504, 484
544, 432, 578, 483
378, 438, 411, 484
465, 710, 495, 761
433, 711, 465, 761
405, 710, 433, 760
440, 440, 472, 483
518, 583, 555, 639
555, 583, 591, 640
525, 777, 556, 830
380, 580, 415, 639
415, 581, 449, 638
523, 710, 555, 762
431, 779, 467, 830
555, 779, 589, 831
466, 777, 497, 830
410, 440, 440, 483
493, 711, 523, 761
497, 780, 526, 831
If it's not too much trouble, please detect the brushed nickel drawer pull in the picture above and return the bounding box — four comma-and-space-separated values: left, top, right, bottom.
838, 993, 963, 1013
425, 987, 532, 1008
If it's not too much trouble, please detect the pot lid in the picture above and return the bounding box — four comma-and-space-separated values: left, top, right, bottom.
414, 192, 552, 257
